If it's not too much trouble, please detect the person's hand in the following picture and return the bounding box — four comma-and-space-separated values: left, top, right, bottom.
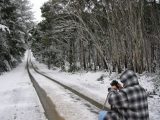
117, 83, 123, 89
111, 85, 118, 90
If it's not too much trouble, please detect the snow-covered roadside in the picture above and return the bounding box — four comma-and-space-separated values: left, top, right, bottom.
0, 52, 46, 120
32, 56, 160, 120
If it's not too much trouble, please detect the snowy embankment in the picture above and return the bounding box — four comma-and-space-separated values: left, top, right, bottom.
0, 52, 46, 120
32, 56, 160, 120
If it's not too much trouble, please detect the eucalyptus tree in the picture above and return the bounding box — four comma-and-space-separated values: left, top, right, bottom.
31, 0, 160, 73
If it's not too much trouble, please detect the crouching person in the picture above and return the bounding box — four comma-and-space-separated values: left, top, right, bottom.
106, 70, 149, 120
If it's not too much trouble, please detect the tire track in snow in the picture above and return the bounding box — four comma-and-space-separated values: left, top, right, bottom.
27, 52, 64, 120
31, 60, 109, 111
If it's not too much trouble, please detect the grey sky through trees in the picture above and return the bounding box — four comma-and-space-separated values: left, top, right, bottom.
29, 0, 48, 22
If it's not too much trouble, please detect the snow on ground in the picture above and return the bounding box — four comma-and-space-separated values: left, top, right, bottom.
31, 55, 160, 120
0, 52, 46, 120
0, 50, 159, 120
29, 66, 99, 120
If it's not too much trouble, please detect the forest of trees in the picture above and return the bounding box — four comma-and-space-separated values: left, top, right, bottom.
31, 0, 160, 73
0, 0, 159, 74
0, 0, 34, 74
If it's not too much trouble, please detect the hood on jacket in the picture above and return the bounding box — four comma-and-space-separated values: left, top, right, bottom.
120, 70, 139, 87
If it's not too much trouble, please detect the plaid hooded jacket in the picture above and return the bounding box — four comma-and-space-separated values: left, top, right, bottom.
107, 70, 149, 120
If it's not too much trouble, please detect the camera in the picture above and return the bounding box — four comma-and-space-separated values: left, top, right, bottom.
110, 80, 120, 89
108, 80, 122, 92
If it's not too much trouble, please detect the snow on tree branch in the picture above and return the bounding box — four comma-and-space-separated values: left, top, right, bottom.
0, 24, 10, 34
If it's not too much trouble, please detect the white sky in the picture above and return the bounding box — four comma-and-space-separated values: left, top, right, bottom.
29, 0, 49, 22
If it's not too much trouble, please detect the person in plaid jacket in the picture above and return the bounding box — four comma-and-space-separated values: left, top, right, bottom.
107, 70, 149, 120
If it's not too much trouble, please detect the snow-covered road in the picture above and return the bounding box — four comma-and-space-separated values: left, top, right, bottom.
29, 62, 99, 120
31, 53, 160, 120
0, 52, 46, 120
0, 50, 160, 120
